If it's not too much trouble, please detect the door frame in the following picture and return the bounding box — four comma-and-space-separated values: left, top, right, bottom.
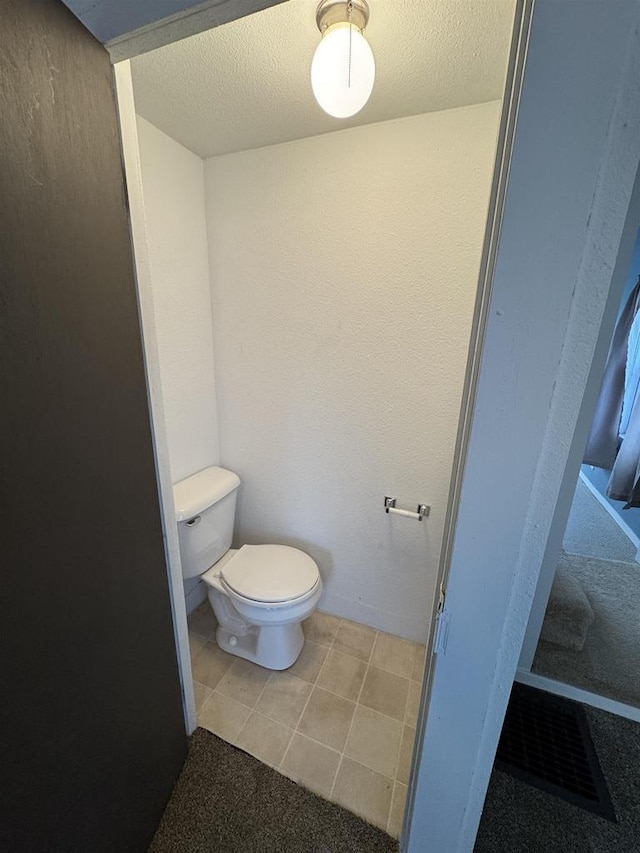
402, 0, 534, 843
115, 63, 198, 734
111, 0, 536, 844
405, 3, 640, 851
111, 0, 533, 754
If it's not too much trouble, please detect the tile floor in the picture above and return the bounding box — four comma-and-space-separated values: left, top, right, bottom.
188, 604, 426, 839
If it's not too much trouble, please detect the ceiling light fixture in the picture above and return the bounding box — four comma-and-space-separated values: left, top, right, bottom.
311, 0, 375, 119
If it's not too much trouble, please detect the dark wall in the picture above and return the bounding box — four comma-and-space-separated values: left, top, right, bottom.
0, 1, 187, 849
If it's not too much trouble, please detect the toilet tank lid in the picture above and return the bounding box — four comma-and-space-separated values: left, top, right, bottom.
173, 466, 240, 521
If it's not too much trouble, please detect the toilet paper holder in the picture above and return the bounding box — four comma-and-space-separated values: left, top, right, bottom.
384, 496, 430, 521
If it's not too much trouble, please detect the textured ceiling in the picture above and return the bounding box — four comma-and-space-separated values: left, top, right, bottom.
131, 0, 515, 159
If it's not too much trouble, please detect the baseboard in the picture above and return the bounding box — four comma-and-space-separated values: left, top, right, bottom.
578, 469, 640, 553
515, 668, 640, 723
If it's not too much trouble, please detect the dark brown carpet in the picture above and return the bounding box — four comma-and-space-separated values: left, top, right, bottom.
149, 727, 398, 853
475, 706, 640, 852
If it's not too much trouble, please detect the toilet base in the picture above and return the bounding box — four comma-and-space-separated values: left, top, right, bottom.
216, 621, 304, 670
203, 563, 321, 670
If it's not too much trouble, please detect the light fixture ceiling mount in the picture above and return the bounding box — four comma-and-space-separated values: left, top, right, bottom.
315, 0, 370, 34
311, 0, 375, 120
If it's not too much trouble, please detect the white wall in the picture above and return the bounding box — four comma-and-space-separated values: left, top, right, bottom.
137, 116, 219, 484
205, 104, 500, 642
137, 115, 219, 609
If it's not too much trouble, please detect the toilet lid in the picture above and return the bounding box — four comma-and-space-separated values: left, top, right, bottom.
220, 544, 319, 603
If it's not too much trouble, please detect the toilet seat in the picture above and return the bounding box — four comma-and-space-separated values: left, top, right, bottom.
223, 575, 322, 611
220, 544, 319, 604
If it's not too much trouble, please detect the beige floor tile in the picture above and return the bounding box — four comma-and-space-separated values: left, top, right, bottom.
216, 658, 271, 708
412, 645, 427, 681
371, 633, 419, 679
388, 782, 408, 839
256, 672, 312, 728
297, 686, 356, 751
332, 758, 393, 831
286, 640, 329, 683
397, 726, 415, 784
189, 631, 206, 658
344, 705, 402, 779
187, 602, 217, 639
280, 733, 340, 796
359, 666, 409, 721
198, 691, 250, 742
303, 611, 341, 647
405, 679, 421, 728
235, 712, 294, 768
333, 620, 377, 662
191, 641, 234, 690
193, 680, 213, 713
316, 649, 366, 701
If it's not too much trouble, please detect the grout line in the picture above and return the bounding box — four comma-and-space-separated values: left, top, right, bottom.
401, 674, 412, 729
327, 631, 375, 801
233, 671, 275, 744
278, 727, 296, 768
196, 615, 417, 838
310, 634, 337, 686
387, 781, 402, 837
198, 648, 418, 725
276, 726, 400, 784
196, 688, 216, 718
369, 631, 381, 665
281, 729, 344, 759
210, 686, 253, 712
391, 720, 406, 792
307, 674, 407, 724
254, 671, 273, 706
279, 616, 341, 773
314, 633, 425, 681
198, 612, 422, 827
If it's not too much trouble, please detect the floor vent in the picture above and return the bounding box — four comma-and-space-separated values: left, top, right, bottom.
496, 683, 616, 821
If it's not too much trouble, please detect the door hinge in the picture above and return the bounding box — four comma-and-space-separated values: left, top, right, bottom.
434, 583, 450, 655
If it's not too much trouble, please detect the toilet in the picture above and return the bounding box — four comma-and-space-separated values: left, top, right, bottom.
174, 466, 322, 670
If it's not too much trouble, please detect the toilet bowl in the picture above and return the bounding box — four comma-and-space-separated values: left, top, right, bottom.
174, 467, 322, 670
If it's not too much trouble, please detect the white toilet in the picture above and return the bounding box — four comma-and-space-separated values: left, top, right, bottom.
174, 466, 322, 670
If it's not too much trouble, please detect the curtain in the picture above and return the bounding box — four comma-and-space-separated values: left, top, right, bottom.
584, 277, 640, 471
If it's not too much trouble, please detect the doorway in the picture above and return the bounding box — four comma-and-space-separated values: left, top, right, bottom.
114, 0, 517, 844
516, 148, 640, 723
522, 224, 640, 719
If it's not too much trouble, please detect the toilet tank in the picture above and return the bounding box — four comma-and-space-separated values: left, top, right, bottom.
173, 467, 241, 579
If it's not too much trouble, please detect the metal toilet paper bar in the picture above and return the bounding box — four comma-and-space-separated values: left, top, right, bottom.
384, 496, 430, 521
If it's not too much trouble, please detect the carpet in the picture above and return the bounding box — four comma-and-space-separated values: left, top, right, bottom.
149, 728, 398, 853
564, 478, 637, 563
539, 557, 594, 651
533, 552, 640, 707
475, 706, 640, 853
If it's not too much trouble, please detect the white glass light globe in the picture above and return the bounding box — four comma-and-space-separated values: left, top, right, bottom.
311, 22, 375, 119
